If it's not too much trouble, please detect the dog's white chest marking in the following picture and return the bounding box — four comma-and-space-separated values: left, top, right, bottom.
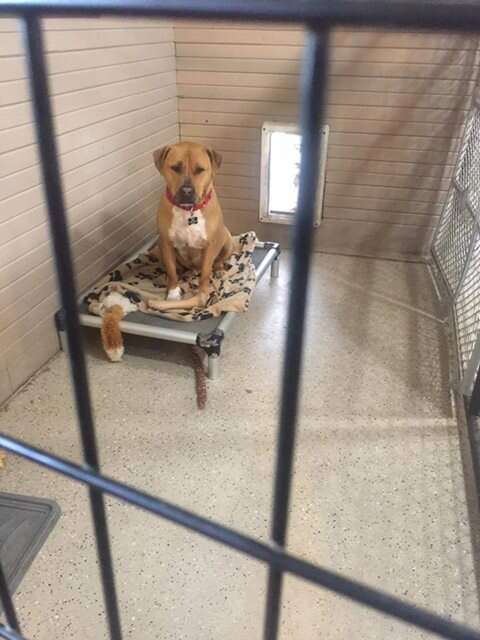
169, 206, 207, 263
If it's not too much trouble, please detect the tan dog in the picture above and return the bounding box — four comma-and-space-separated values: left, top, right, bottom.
150, 141, 233, 311
101, 142, 233, 361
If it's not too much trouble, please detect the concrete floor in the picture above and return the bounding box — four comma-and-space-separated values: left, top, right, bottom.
0, 252, 479, 639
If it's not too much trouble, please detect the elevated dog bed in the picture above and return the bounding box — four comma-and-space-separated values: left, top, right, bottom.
0, 492, 60, 601
55, 235, 280, 379
85, 232, 258, 322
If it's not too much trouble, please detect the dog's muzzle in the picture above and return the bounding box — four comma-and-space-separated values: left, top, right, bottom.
176, 183, 196, 206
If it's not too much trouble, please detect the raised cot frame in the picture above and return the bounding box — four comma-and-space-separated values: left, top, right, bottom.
54, 237, 281, 379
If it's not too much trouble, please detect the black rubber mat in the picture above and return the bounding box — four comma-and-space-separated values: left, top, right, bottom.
0, 492, 60, 596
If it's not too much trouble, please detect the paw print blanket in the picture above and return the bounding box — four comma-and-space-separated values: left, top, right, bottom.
84, 231, 257, 322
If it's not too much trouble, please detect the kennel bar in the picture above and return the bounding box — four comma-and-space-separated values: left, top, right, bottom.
2, 2, 480, 640
6, 0, 480, 31
473, 365, 480, 416
54, 238, 280, 380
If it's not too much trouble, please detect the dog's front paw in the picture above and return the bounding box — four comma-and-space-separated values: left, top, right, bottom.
167, 286, 182, 301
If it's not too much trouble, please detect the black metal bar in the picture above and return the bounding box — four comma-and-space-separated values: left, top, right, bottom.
0, 627, 25, 640
21, 16, 122, 640
2, 435, 480, 640
470, 367, 480, 416
264, 27, 328, 640
5, 0, 480, 32
0, 563, 20, 634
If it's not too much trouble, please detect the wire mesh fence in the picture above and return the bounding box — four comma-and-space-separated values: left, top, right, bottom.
432, 95, 480, 399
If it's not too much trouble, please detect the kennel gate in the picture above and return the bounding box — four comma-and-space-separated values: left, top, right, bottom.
1, 2, 480, 640
431, 87, 480, 417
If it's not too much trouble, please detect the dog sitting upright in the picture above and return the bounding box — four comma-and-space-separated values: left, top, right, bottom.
151, 141, 233, 311
101, 142, 233, 361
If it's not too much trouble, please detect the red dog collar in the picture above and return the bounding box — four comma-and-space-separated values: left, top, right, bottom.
166, 187, 213, 211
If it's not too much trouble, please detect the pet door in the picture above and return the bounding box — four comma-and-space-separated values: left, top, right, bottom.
259, 121, 329, 226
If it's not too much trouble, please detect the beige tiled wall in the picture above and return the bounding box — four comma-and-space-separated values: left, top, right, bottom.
175, 21, 478, 259
0, 17, 178, 403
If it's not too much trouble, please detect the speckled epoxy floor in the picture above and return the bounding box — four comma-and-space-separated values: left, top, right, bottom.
0, 252, 479, 639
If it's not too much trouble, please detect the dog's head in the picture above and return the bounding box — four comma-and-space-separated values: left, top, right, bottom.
153, 142, 222, 207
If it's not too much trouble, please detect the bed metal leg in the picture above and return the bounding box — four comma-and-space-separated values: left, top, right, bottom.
58, 330, 68, 353
197, 329, 224, 380
271, 256, 280, 279
55, 310, 68, 353
208, 354, 220, 380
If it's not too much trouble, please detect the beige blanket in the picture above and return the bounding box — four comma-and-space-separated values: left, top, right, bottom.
84, 232, 257, 322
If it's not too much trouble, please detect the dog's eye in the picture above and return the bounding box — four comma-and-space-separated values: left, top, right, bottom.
171, 163, 183, 174
194, 166, 205, 175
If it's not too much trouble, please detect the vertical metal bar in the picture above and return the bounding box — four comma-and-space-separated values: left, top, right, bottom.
0, 626, 25, 640
462, 335, 480, 397
470, 365, 480, 416
264, 27, 329, 640
21, 15, 122, 640
0, 562, 20, 634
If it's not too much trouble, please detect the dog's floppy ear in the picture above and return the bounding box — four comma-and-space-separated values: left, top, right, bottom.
207, 148, 222, 172
153, 146, 171, 173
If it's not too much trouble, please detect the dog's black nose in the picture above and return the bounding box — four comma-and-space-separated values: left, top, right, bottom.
180, 185, 193, 196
